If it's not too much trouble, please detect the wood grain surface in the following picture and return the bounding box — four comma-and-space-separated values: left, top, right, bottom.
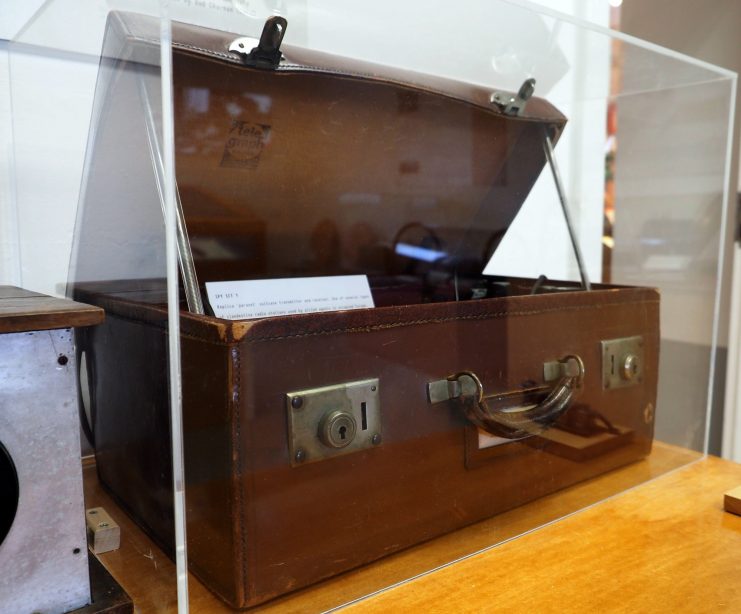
79, 442, 741, 613
348, 454, 741, 613
0, 286, 103, 333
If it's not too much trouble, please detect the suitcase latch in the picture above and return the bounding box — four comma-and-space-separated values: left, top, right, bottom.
286, 378, 381, 467
490, 78, 536, 116
427, 377, 472, 404
601, 336, 644, 389
229, 16, 287, 69
427, 357, 581, 404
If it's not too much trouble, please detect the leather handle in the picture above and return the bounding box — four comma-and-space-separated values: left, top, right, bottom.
431, 355, 584, 440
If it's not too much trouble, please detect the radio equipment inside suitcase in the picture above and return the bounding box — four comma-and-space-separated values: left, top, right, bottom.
70, 12, 659, 609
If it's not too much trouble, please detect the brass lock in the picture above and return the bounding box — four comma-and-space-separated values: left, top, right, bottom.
286, 378, 381, 467
622, 354, 639, 381
319, 410, 357, 449
602, 336, 644, 389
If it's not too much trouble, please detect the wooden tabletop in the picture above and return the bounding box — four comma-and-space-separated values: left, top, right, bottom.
0, 286, 103, 333
83, 445, 741, 612
349, 454, 741, 613
84, 444, 741, 614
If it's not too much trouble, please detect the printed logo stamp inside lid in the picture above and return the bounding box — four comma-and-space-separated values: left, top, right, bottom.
221, 120, 271, 169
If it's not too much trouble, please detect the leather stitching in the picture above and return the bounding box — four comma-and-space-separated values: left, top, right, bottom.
174, 41, 237, 62
103, 297, 658, 346
231, 345, 250, 604
168, 42, 554, 123
245, 299, 660, 343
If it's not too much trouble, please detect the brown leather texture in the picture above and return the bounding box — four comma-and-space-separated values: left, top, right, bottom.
78, 284, 659, 609
169, 50, 565, 285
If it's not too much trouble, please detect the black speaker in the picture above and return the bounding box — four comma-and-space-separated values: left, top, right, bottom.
0, 442, 18, 547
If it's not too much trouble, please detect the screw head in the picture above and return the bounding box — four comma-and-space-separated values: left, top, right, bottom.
371, 385, 377, 392
294, 448, 306, 463
371, 433, 382, 446
291, 396, 303, 410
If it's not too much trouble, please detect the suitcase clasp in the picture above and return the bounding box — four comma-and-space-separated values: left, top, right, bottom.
286, 378, 381, 467
229, 16, 287, 69
490, 78, 536, 116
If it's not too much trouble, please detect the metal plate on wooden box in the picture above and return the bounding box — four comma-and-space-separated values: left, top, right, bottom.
286, 378, 381, 467
601, 335, 644, 390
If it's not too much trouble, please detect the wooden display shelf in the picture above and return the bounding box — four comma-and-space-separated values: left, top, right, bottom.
0, 286, 103, 332
82, 443, 741, 612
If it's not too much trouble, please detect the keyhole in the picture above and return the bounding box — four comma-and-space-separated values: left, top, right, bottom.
319, 411, 356, 449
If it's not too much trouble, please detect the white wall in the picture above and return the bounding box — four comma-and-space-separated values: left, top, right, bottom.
0, 44, 19, 286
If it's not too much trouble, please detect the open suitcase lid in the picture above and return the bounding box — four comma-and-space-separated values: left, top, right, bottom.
70, 12, 567, 310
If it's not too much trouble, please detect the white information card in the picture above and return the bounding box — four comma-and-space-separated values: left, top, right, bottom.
206, 275, 375, 320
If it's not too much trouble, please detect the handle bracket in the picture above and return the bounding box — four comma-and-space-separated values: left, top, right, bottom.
428, 355, 585, 439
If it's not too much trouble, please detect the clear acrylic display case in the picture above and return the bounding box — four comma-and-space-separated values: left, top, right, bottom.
2, 1, 736, 612
3, 1, 184, 612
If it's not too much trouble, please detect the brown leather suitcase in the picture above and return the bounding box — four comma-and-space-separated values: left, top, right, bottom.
71, 13, 659, 609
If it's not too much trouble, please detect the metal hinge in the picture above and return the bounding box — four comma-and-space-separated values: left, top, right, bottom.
490, 78, 536, 116
229, 16, 287, 69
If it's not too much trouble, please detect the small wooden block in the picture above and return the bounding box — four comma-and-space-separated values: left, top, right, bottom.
86, 507, 121, 554
724, 485, 741, 516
